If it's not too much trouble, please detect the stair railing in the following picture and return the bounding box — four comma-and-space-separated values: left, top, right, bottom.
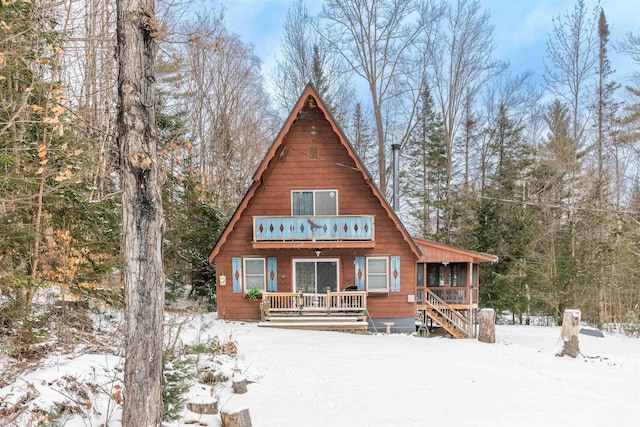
424, 288, 470, 337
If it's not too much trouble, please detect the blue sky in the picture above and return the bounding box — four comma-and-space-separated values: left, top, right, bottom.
221, 0, 639, 95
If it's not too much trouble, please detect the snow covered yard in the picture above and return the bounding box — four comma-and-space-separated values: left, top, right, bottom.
1, 314, 638, 427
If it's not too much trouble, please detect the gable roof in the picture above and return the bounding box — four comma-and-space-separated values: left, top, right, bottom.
209, 83, 422, 261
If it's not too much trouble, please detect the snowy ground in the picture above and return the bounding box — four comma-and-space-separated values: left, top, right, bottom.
1, 313, 639, 427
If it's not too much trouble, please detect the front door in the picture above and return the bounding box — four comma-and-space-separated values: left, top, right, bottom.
293, 259, 339, 293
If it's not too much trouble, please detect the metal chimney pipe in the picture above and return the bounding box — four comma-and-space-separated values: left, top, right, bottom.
391, 143, 401, 212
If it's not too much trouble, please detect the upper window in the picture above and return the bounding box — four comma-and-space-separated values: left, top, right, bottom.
292, 190, 337, 216
366, 257, 388, 292
243, 258, 266, 291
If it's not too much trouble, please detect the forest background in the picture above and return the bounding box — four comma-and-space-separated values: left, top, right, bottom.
1, 0, 640, 353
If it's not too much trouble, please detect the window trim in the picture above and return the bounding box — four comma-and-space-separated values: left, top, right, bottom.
243, 257, 266, 292
366, 256, 389, 293
291, 189, 339, 216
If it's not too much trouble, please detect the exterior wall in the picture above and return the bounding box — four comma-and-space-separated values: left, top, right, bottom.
213, 103, 417, 322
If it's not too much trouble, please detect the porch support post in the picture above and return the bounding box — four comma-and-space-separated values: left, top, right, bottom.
468, 262, 473, 337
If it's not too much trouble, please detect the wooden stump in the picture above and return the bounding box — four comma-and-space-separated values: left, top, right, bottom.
259, 300, 270, 322
232, 375, 248, 394
557, 309, 581, 358
477, 308, 495, 343
187, 400, 218, 414
221, 408, 252, 427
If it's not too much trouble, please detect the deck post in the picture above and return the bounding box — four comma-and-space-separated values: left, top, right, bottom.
297, 290, 304, 314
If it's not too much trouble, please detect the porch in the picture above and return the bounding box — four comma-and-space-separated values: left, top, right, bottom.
258, 290, 368, 332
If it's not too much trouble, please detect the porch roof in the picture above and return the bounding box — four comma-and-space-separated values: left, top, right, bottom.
413, 237, 498, 264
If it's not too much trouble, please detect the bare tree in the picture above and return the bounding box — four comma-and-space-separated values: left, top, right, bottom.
176, 9, 276, 215
116, 0, 165, 423
545, 0, 598, 146
428, 0, 504, 238
320, 0, 442, 195
272, 0, 354, 124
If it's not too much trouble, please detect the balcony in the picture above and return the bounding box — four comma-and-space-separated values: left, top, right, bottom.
253, 215, 375, 248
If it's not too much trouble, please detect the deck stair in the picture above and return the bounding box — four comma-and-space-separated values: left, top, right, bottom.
258, 291, 368, 332
423, 288, 470, 339
259, 315, 368, 332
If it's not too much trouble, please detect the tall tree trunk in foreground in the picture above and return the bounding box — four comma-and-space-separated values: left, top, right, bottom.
117, 0, 165, 424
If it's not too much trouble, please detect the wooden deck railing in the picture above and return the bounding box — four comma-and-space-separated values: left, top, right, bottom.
253, 215, 374, 241
262, 291, 367, 314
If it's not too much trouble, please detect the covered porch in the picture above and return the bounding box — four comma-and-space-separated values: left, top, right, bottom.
413, 238, 497, 338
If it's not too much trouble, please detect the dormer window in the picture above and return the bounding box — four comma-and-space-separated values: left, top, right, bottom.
292, 190, 337, 216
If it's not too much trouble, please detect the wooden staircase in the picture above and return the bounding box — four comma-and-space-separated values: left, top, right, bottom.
259, 314, 368, 332
422, 289, 471, 339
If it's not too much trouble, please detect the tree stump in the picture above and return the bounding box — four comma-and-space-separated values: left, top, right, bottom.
187, 400, 218, 414
221, 408, 252, 427
232, 375, 248, 394
478, 308, 495, 343
259, 300, 270, 322
557, 309, 581, 358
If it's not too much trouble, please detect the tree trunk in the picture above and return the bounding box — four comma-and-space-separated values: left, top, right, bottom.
232, 374, 248, 394
557, 309, 581, 358
477, 308, 495, 343
187, 401, 218, 415
221, 408, 252, 427
117, 0, 165, 425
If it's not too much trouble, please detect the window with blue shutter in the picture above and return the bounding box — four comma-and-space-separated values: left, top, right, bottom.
232, 257, 242, 293
267, 257, 277, 292
354, 256, 364, 290
390, 256, 401, 292
366, 257, 389, 292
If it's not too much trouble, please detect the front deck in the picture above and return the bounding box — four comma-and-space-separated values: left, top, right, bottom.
259, 291, 369, 332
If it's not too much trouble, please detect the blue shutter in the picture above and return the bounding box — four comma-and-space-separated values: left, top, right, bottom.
390, 256, 401, 292
232, 257, 242, 293
354, 256, 365, 290
267, 257, 277, 292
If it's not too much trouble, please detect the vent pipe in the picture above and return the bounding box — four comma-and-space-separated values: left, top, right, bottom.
391, 143, 401, 212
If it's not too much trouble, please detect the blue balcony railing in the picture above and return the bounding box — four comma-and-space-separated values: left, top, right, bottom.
253, 215, 374, 241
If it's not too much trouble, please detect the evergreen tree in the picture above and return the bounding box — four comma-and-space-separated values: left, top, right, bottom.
403, 85, 446, 239
473, 104, 536, 320
157, 91, 223, 309
349, 103, 376, 178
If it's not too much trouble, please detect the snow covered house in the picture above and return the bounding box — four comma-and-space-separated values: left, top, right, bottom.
208, 85, 496, 336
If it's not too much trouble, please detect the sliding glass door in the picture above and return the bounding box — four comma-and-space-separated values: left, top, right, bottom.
293, 259, 339, 293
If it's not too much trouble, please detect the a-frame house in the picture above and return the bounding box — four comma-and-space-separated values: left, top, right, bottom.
209, 84, 496, 336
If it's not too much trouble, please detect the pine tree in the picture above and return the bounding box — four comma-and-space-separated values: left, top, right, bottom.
473, 103, 536, 319
403, 85, 446, 239
157, 91, 222, 308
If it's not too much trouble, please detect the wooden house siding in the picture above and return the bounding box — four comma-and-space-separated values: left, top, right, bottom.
212, 88, 418, 322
